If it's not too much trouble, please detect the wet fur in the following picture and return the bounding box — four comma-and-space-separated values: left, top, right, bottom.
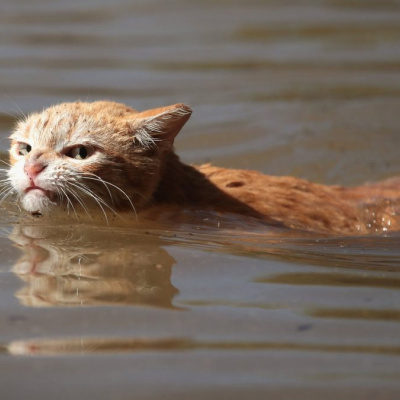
5, 101, 400, 234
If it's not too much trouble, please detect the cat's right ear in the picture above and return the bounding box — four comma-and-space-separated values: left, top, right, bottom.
131, 104, 192, 150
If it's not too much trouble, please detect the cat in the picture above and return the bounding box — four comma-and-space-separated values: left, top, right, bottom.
4, 100, 400, 234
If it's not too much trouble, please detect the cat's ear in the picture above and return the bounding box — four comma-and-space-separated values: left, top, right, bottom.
131, 103, 192, 149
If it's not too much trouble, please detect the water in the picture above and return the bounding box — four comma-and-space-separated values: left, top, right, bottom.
1, 0, 400, 399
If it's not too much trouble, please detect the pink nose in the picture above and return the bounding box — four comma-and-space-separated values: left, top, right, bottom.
24, 162, 46, 180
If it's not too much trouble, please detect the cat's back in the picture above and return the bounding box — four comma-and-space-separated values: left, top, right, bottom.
197, 164, 400, 233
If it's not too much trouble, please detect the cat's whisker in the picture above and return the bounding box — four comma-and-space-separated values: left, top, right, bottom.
1, 110, 18, 120
79, 172, 138, 221
1, 92, 26, 120
0, 189, 15, 205
0, 179, 10, 185
12, 102, 26, 121
73, 182, 123, 224
58, 190, 70, 215
79, 172, 114, 203
69, 180, 119, 224
54, 176, 92, 219
0, 188, 11, 196
65, 194, 79, 219
0, 107, 19, 120
71, 179, 122, 219
71, 183, 109, 224
59, 173, 125, 224
65, 185, 92, 220
0, 182, 13, 195
0, 159, 12, 168
0, 185, 12, 196
59, 187, 78, 219
52, 186, 67, 214
0, 186, 15, 206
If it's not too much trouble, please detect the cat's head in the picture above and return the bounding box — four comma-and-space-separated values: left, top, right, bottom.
7, 101, 192, 217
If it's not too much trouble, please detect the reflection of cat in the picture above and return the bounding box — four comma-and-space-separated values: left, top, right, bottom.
5, 101, 400, 234
10, 225, 178, 308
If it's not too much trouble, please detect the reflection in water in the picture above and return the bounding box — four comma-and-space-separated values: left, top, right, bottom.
7, 336, 400, 357
6, 216, 400, 365
10, 225, 178, 308
9, 216, 400, 311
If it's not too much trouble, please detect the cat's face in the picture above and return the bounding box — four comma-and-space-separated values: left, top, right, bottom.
7, 101, 191, 217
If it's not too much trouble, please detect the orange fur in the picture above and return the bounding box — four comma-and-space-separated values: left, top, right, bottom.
7, 101, 400, 234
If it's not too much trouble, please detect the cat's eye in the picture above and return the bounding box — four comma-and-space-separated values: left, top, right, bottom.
17, 142, 32, 156
66, 145, 94, 160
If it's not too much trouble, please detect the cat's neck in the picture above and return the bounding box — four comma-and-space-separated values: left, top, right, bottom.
152, 152, 267, 219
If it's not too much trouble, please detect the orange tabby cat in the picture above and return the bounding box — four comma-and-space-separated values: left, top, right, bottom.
5, 101, 400, 234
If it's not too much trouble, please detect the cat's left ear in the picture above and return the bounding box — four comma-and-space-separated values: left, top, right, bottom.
131, 103, 192, 149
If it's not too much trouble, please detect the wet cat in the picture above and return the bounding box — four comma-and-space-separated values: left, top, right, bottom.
5, 101, 400, 234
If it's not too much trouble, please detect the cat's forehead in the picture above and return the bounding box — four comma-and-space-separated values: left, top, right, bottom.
11, 102, 133, 148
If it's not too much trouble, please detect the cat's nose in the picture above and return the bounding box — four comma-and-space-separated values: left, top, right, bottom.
24, 162, 47, 180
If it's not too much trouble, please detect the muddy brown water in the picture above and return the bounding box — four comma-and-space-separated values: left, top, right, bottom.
1, 1, 400, 399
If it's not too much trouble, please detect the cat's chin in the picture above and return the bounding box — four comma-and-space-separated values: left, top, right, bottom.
21, 189, 58, 215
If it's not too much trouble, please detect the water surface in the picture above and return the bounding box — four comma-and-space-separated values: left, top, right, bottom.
0, 0, 400, 399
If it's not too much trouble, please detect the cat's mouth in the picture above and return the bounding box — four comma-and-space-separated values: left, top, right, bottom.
20, 186, 59, 215
25, 186, 56, 201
